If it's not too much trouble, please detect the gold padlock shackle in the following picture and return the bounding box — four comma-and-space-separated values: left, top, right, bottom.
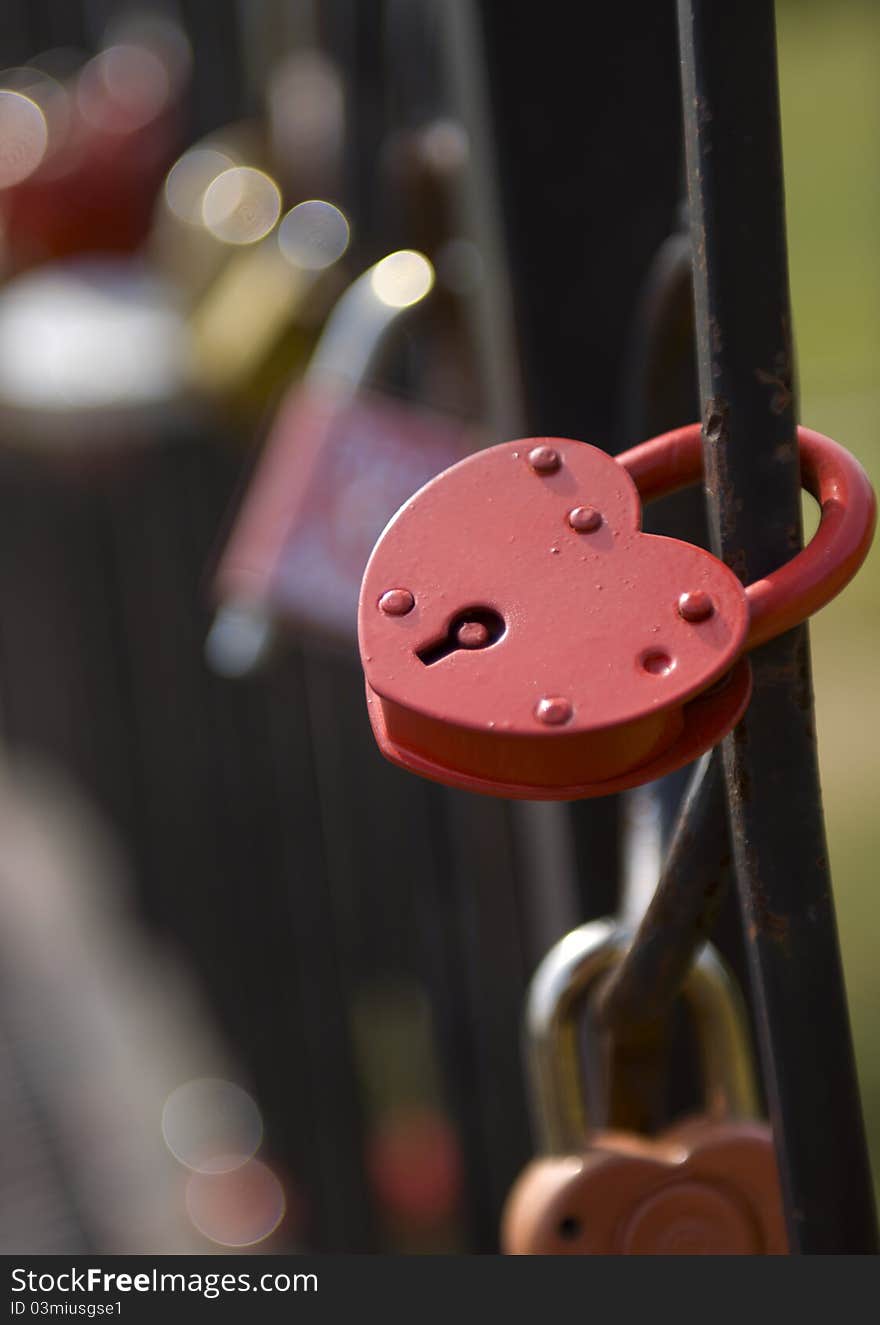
526, 919, 759, 1154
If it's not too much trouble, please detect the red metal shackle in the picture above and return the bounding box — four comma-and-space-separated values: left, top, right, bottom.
619, 423, 876, 652
358, 424, 875, 799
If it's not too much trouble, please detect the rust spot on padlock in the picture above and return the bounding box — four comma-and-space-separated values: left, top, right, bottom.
503, 1119, 787, 1255
359, 437, 751, 798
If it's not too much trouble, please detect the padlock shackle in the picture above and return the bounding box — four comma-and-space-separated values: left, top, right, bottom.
617, 424, 877, 651
526, 921, 759, 1154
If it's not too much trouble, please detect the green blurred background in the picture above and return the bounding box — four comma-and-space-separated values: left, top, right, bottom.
778, 0, 880, 1189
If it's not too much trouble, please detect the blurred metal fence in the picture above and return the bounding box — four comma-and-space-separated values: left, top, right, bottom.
0, 0, 871, 1255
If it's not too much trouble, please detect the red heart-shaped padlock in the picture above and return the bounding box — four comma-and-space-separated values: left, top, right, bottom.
359, 437, 751, 797
359, 427, 874, 798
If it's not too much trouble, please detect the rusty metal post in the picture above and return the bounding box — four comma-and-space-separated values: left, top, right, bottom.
678, 0, 878, 1252
596, 751, 730, 1034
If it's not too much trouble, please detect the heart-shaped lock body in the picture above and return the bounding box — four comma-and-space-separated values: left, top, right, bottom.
359, 437, 752, 797
502, 1117, 786, 1255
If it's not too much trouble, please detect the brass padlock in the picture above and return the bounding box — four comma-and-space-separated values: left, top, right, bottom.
502, 920, 787, 1255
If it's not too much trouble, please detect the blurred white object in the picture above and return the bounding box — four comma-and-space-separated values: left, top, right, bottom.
0, 759, 261, 1253
0, 259, 188, 414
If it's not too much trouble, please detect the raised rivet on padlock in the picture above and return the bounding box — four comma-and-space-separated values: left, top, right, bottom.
527, 445, 561, 474
678, 590, 714, 622
378, 588, 414, 616
567, 505, 602, 533
535, 696, 573, 726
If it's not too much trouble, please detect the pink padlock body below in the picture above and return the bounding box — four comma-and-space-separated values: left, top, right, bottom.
502, 1118, 787, 1255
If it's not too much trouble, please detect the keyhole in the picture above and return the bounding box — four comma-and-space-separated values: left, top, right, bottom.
417, 607, 506, 666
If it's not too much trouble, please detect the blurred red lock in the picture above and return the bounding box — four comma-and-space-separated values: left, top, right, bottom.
1, 39, 186, 271
211, 248, 477, 668
216, 384, 473, 647
367, 1107, 463, 1229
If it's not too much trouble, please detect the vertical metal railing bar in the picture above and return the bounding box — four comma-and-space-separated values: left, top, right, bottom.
678, 0, 878, 1253
462, 0, 687, 927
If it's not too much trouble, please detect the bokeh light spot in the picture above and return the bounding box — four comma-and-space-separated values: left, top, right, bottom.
162, 1078, 263, 1174
202, 167, 282, 245
278, 199, 350, 271
0, 90, 49, 188
165, 148, 236, 226
185, 1159, 286, 1248
369, 250, 434, 309
78, 43, 172, 130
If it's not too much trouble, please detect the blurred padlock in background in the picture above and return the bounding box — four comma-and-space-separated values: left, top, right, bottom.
0, 0, 877, 1253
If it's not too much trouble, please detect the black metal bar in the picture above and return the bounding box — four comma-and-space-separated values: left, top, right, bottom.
319, 0, 391, 264
678, 0, 877, 1253
596, 752, 730, 1035
466, 0, 688, 921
